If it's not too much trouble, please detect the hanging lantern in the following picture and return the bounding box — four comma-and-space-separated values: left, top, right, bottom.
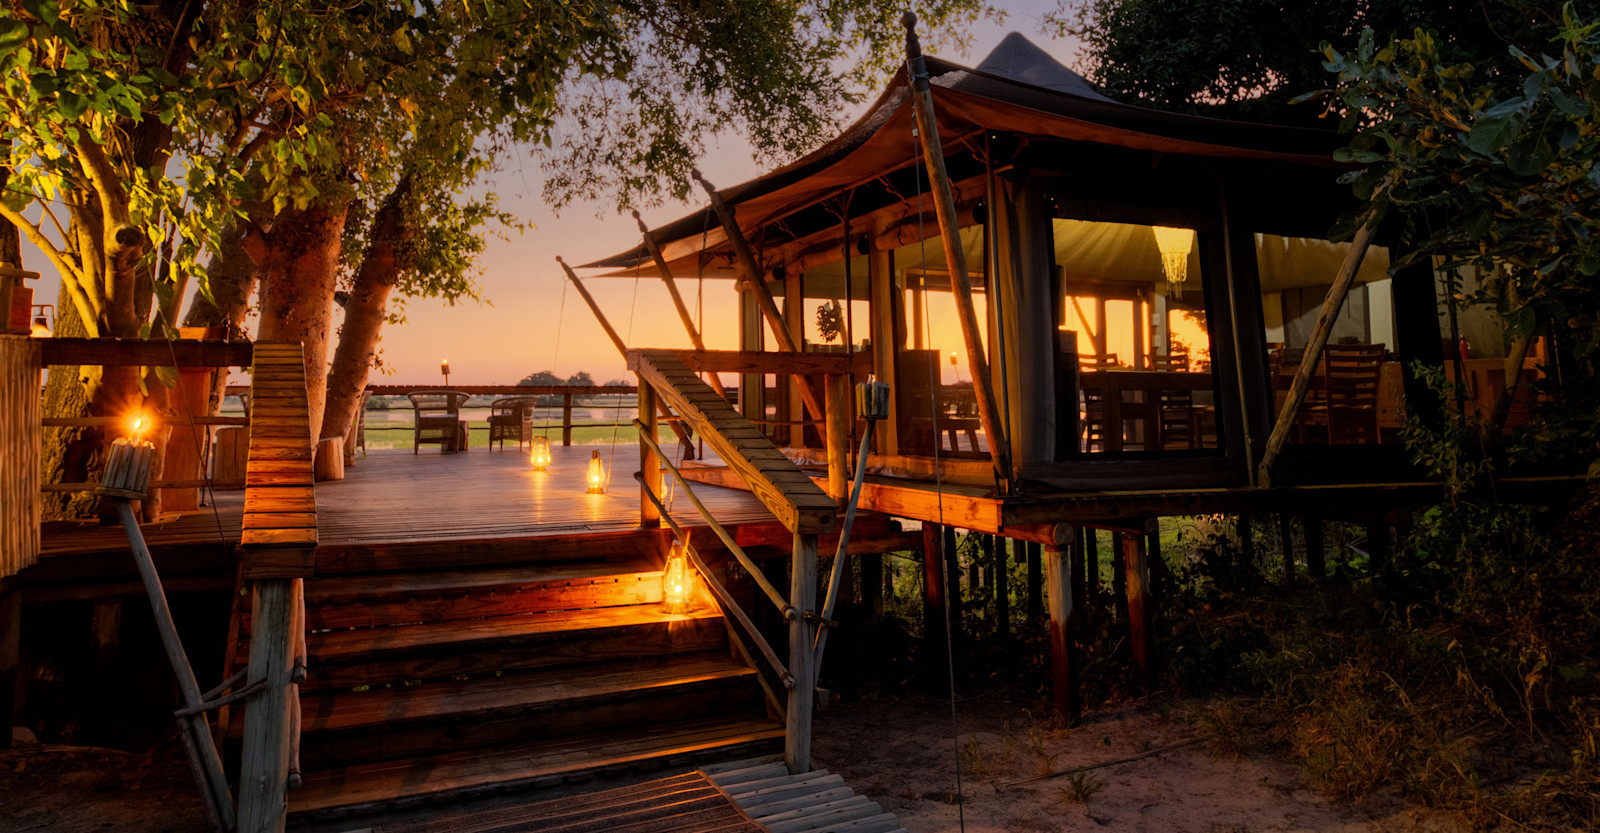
585, 449, 605, 494
529, 435, 552, 471
440, 359, 451, 387
661, 541, 693, 614
1152, 226, 1195, 299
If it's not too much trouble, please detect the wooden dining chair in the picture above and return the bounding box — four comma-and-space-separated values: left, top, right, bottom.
1302, 344, 1386, 444
408, 390, 471, 453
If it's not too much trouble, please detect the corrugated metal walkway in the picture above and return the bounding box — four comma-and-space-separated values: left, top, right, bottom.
355, 757, 907, 833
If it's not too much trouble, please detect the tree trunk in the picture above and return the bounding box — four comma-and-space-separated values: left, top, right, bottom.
320, 177, 413, 442
184, 223, 259, 416
40, 281, 99, 521
256, 199, 349, 444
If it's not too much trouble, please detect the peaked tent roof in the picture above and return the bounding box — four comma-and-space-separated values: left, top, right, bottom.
584, 34, 1344, 275
974, 32, 1115, 102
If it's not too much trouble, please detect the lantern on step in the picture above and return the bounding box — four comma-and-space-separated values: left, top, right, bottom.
585, 449, 605, 494
662, 541, 693, 614
1152, 226, 1195, 300
529, 435, 552, 471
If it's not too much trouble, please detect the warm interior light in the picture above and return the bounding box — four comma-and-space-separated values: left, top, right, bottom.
1152, 226, 1195, 299
529, 435, 551, 471
585, 449, 605, 494
662, 542, 693, 614
30, 316, 50, 338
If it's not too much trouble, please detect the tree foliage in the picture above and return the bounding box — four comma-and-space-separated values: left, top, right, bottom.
1318, 6, 1600, 471
1050, 0, 1583, 125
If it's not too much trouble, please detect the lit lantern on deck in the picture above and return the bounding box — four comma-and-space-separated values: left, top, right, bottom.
1152, 226, 1195, 299
662, 541, 693, 614
529, 435, 552, 471
128, 412, 150, 441
585, 449, 605, 494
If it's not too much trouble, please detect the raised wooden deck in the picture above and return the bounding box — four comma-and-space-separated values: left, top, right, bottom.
30, 444, 777, 587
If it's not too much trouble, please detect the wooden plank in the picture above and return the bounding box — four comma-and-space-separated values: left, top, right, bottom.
40, 337, 253, 368
633, 350, 834, 535
787, 532, 818, 774
1, 336, 42, 581
236, 579, 297, 833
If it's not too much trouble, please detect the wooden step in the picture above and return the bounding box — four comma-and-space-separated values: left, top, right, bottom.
289, 716, 786, 817
299, 654, 761, 768
301, 558, 663, 629
303, 605, 727, 691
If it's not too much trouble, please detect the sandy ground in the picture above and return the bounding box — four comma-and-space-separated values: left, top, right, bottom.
811, 692, 1469, 833
1, 693, 1470, 833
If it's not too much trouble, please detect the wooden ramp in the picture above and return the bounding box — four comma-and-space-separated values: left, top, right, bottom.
346, 757, 907, 833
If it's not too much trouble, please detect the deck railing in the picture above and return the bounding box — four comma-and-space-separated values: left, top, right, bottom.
628, 349, 863, 775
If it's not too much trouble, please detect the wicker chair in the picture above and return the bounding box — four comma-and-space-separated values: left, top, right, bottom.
408, 390, 471, 453
488, 397, 536, 450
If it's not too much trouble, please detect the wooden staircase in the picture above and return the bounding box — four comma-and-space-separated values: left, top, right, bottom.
226, 545, 784, 818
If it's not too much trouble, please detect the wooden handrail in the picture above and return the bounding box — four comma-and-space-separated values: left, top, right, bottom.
671, 350, 852, 377
634, 472, 793, 688
364, 384, 639, 396
634, 420, 792, 615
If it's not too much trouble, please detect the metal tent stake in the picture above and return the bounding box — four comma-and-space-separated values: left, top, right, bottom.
100, 438, 238, 831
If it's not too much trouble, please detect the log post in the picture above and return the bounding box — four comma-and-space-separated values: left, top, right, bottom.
1082, 527, 1101, 594
1, 335, 41, 582
921, 522, 947, 684
824, 373, 850, 503
786, 532, 818, 774
1121, 529, 1155, 687
1257, 221, 1380, 486
1025, 540, 1043, 624
632, 210, 728, 399
1110, 528, 1128, 623
1304, 515, 1326, 579
1044, 532, 1080, 725
994, 537, 1010, 640
561, 394, 574, 446
859, 550, 882, 619
944, 525, 962, 640
236, 579, 297, 833
0, 589, 21, 748
692, 171, 826, 426
1278, 514, 1296, 585
902, 14, 1014, 491
639, 382, 661, 527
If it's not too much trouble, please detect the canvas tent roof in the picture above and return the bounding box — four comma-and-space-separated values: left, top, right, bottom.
584, 33, 1344, 278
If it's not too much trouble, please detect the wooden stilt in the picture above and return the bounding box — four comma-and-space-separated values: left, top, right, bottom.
1110, 528, 1128, 624
1068, 524, 1087, 611
1365, 516, 1391, 573
1025, 540, 1042, 624
902, 16, 1014, 491
90, 601, 122, 696
994, 536, 1010, 640
691, 171, 825, 425
921, 523, 948, 684
632, 210, 729, 399
859, 551, 882, 619
1121, 530, 1155, 687
1145, 518, 1167, 599
1257, 220, 1381, 486
0, 589, 20, 747
1278, 514, 1296, 585
1238, 515, 1256, 568
1083, 528, 1101, 594
786, 533, 818, 774
825, 374, 850, 502
1304, 515, 1326, 579
944, 526, 962, 641
237, 579, 296, 833
1043, 536, 1080, 725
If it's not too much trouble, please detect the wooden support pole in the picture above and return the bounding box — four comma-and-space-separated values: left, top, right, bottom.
994, 536, 1010, 640
639, 382, 661, 527
902, 15, 1013, 490
944, 525, 962, 640
1121, 530, 1155, 688
0, 589, 20, 748
860, 550, 882, 619
1083, 528, 1101, 594
1238, 514, 1256, 568
825, 373, 850, 503
1110, 528, 1128, 623
786, 533, 819, 774
691, 170, 826, 426
632, 210, 729, 399
1257, 221, 1380, 486
921, 522, 948, 685
1304, 515, 1326, 579
1, 335, 41, 582
1044, 535, 1080, 726
1278, 513, 1296, 586
1025, 540, 1043, 624
1069, 525, 1087, 611
558, 257, 695, 453
237, 578, 296, 833
1365, 516, 1391, 574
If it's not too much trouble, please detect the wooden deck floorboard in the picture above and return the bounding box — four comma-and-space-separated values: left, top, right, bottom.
37, 444, 775, 563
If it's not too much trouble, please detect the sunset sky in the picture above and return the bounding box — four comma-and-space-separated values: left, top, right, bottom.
380, 6, 1083, 387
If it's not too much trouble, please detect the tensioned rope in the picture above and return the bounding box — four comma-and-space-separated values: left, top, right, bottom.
912, 110, 967, 832
605, 248, 645, 492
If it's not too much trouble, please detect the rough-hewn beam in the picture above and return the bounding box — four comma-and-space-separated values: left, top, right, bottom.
41, 337, 252, 368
